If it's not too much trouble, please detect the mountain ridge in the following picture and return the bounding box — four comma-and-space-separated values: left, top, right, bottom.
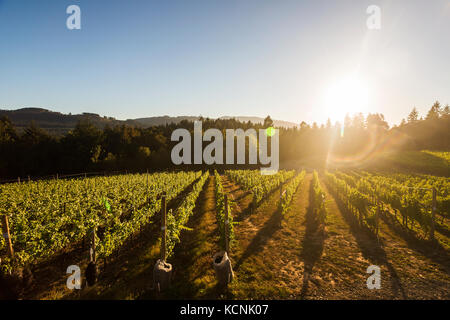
0, 107, 298, 135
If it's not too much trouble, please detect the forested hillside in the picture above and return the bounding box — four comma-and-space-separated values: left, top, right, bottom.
0, 102, 449, 179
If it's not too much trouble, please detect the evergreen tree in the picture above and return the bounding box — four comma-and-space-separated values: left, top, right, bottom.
263, 115, 274, 127
426, 101, 442, 120
442, 105, 450, 118
407, 107, 419, 123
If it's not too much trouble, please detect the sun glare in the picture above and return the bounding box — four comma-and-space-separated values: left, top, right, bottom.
322, 77, 369, 123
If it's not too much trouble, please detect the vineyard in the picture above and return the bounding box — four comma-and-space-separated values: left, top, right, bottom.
325, 170, 449, 247
0, 169, 449, 299
0, 172, 204, 274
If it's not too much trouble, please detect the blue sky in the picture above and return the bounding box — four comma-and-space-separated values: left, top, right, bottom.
0, 0, 449, 125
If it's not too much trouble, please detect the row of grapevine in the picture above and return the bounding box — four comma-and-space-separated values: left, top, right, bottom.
311, 171, 327, 224
279, 171, 306, 215
225, 170, 296, 208
355, 173, 438, 234
345, 170, 449, 220
214, 171, 234, 250
334, 171, 358, 188
165, 171, 210, 258
365, 172, 449, 220
0, 171, 202, 275
325, 172, 378, 234
328, 171, 450, 246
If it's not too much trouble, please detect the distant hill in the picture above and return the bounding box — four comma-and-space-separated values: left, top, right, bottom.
133, 115, 298, 128
132, 116, 200, 127
0, 108, 299, 135
0, 108, 139, 135
219, 116, 298, 128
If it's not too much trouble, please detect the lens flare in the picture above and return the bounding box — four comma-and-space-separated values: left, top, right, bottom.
266, 127, 276, 137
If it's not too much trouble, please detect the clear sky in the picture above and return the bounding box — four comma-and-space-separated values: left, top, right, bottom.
0, 0, 449, 126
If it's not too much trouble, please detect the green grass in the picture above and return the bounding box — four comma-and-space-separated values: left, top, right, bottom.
423, 151, 450, 163
375, 150, 450, 176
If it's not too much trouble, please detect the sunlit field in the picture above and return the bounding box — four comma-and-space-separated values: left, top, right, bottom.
1, 166, 449, 299
373, 151, 450, 176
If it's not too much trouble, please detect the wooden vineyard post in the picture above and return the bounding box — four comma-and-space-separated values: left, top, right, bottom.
431, 188, 436, 241
405, 189, 412, 229
91, 228, 96, 263
213, 194, 234, 287
376, 200, 380, 238
280, 183, 283, 199
1, 215, 14, 258
224, 195, 230, 254
85, 227, 98, 286
279, 183, 283, 211
153, 192, 172, 292
17, 177, 20, 184
359, 204, 363, 227
345, 184, 348, 208
161, 192, 167, 262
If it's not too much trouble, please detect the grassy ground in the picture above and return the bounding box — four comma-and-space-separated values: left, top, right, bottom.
364, 150, 450, 176
219, 173, 449, 299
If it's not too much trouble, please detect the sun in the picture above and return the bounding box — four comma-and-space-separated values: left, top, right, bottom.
322, 77, 369, 123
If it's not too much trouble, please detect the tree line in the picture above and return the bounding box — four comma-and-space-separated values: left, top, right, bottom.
0, 101, 448, 179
